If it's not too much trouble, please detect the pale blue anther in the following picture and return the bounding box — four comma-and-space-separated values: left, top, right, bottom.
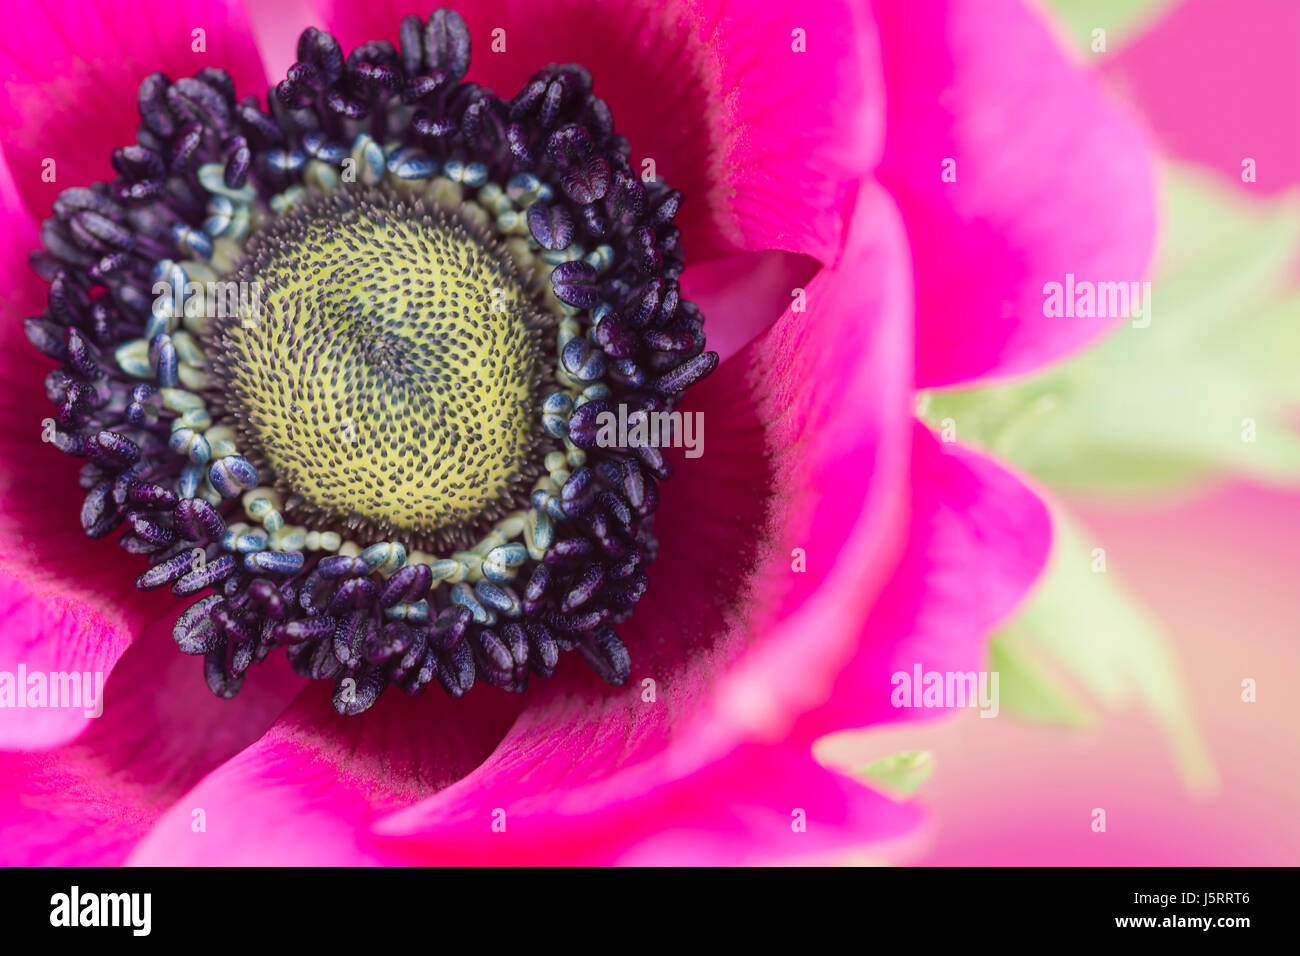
150, 334, 178, 388
481, 543, 528, 583
442, 158, 467, 183
475, 579, 520, 617
506, 172, 542, 202
144, 306, 173, 342
360, 541, 406, 572
245, 550, 304, 575
562, 337, 608, 381
450, 582, 494, 625
209, 455, 259, 498
386, 146, 437, 180
168, 427, 210, 465
397, 155, 438, 179
530, 488, 568, 522
545, 495, 567, 522
425, 558, 465, 581
267, 149, 307, 172
529, 508, 555, 550
202, 196, 235, 237
171, 224, 213, 261
541, 391, 574, 438
357, 136, 386, 185
233, 528, 270, 553
384, 601, 430, 623
303, 131, 348, 164
179, 464, 202, 499
585, 245, 615, 272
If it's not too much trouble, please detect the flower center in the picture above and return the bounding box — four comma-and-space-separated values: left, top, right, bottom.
209, 188, 547, 547
25, 7, 719, 715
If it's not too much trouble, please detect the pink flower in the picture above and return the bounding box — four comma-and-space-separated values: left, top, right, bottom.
0, 0, 1153, 865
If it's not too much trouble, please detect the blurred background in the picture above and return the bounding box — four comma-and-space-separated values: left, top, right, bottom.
825, 0, 1300, 865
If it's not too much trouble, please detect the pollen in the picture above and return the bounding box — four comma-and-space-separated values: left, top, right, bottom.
206, 188, 549, 549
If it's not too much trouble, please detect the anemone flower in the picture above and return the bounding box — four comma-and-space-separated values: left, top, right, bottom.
0, 0, 1153, 865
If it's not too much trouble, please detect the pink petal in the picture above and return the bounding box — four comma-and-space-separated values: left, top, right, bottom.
0, 0, 267, 221
243, 0, 313, 82
1106, 0, 1300, 193
703, 183, 913, 743
795, 424, 1052, 741
375, 741, 921, 866
874, 0, 1157, 387
0, 578, 146, 750
318, 0, 885, 264
127, 682, 525, 865
0, 612, 302, 865
679, 250, 819, 364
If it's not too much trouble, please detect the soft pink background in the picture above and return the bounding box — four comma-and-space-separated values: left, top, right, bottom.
1103, 0, 1300, 195
848, 482, 1300, 865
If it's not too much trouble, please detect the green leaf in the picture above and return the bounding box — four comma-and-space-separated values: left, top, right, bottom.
1039, 0, 1182, 54
857, 750, 936, 798
923, 163, 1300, 497
990, 506, 1217, 793
988, 634, 1093, 728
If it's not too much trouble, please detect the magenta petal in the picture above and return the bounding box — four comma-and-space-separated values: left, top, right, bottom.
702, 184, 914, 743
0, 0, 267, 220
875, 0, 1157, 387
0, 578, 138, 750
318, 0, 885, 264
373, 741, 921, 865
126, 682, 525, 865
0, 614, 302, 865
679, 250, 819, 364
796, 424, 1052, 741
